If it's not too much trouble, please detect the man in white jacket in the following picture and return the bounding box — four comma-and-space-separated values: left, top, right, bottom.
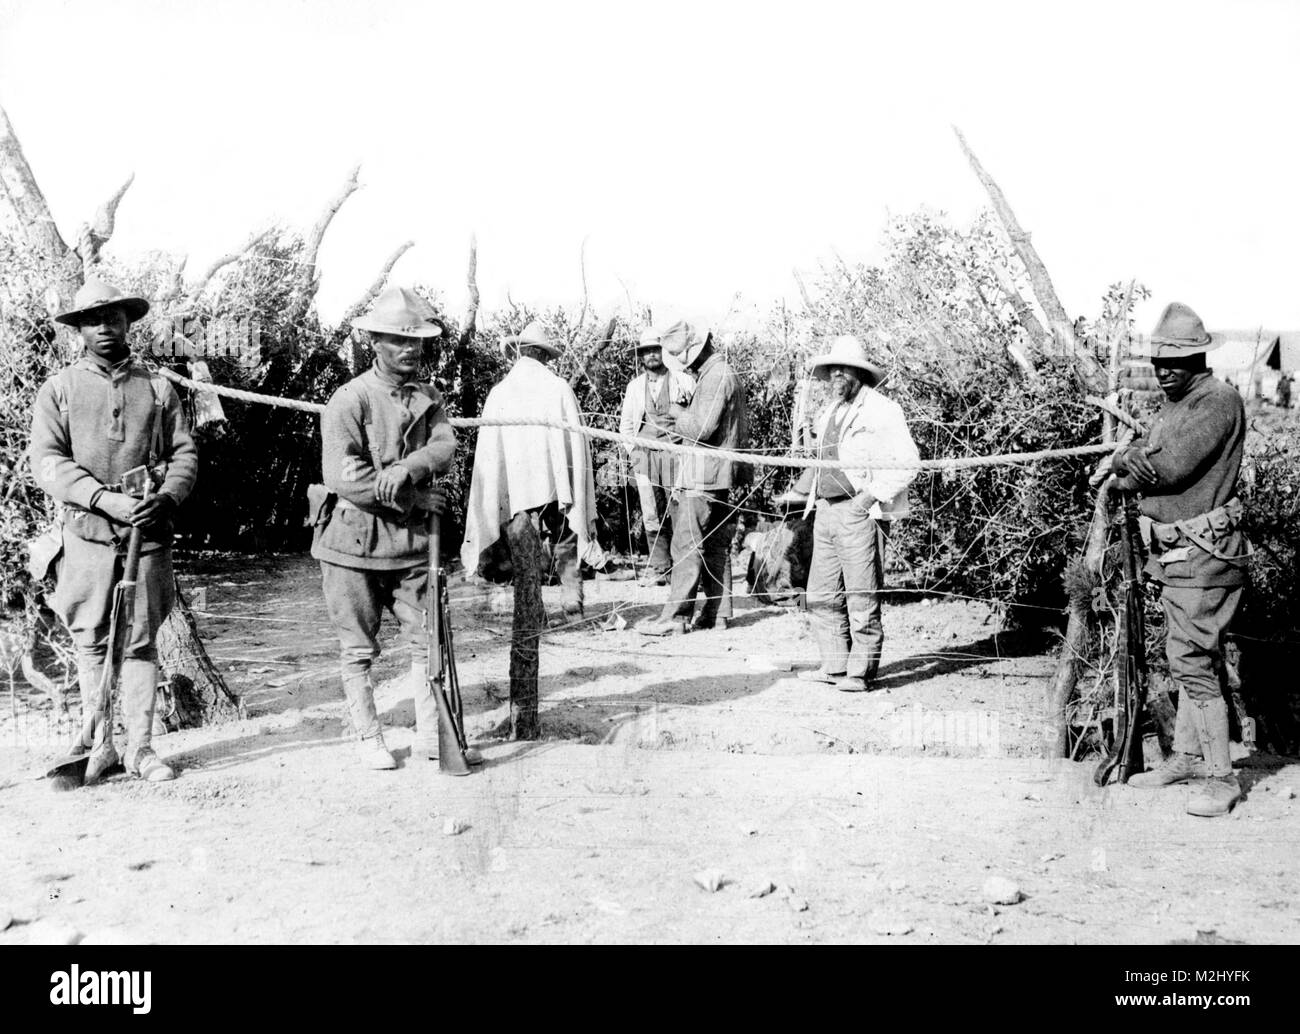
618, 328, 695, 584
796, 336, 919, 691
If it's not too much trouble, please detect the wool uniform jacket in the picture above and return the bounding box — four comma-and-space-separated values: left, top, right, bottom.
1114, 372, 1248, 588
802, 385, 920, 521
29, 355, 198, 551
618, 369, 696, 454
460, 356, 598, 572
672, 352, 749, 492
312, 365, 457, 571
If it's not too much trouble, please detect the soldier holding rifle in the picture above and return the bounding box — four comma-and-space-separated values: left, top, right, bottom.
30, 280, 198, 784
1110, 302, 1252, 817
310, 287, 460, 771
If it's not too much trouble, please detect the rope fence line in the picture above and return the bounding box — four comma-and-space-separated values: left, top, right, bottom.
156, 367, 1117, 472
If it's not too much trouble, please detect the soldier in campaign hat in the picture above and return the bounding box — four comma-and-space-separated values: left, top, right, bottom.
310, 286, 461, 770
31, 279, 199, 783
1111, 302, 1251, 817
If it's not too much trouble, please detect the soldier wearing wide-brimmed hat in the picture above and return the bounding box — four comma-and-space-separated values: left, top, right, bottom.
310, 286, 458, 770
637, 320, 748, 636
793, 335, 919, 691
1111, 302, 1251, 817
30, 279, 199, 783
618, 326, 696, 584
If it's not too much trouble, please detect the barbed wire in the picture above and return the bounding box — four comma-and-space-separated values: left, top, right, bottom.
155, 367, 1116, 472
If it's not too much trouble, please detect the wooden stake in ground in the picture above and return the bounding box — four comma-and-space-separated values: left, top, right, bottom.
505, 511, 543, 740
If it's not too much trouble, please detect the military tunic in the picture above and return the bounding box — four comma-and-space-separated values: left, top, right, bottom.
311, 365, 456, 738
1114, 371, 1249, 702
29, 355, 198, 660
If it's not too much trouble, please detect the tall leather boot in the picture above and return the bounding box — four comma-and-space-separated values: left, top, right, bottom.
122, 658, 174, 782
74, 656, 121, 785
1129, 691, 1204, 788
1186, 696, 1240, 817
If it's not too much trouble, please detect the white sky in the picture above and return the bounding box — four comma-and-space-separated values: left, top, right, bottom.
1, 0, 1297, 335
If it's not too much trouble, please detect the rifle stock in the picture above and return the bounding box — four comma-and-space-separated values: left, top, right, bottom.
427, 514, 472, 776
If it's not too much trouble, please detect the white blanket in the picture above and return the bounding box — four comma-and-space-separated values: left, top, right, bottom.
460, 356, 597, 571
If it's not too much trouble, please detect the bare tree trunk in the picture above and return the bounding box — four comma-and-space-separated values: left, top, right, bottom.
1046, 484, 1112, 757
2, 100, 238, 727
0, 103, 80, 305
506, 512, 542, 740
155, 578, 244, 727
953, 126, 1107, 392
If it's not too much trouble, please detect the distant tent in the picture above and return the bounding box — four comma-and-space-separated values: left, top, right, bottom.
1206, 329, 1297, 399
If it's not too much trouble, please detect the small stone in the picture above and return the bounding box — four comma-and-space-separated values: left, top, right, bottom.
1039, 852, 1064, 864
442, 818, 468, 836
1280, 786, 1296, 800
693, 869, 726, 893
27, 920, 82, 946
743, 879, 776, 899
868, 912, 913, 936
738, 823, 758, 836
0, 909, 12, 932
787, 896, 810, 913
887, 878, 908, 893
982, 876, 1024, 905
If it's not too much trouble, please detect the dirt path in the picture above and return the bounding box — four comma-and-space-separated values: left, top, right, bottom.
3, 555, 1297, 944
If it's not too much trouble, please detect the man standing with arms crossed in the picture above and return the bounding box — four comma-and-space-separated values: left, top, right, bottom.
311, 287, 456, 770
638, 321, 748, 636
1112, 302, 1251, 817
619, 327, 695, 585
31, 279, 198, 783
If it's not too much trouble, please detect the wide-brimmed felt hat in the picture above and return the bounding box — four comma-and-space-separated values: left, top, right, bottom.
351, 286, 444, 338
1147, 302, 1224, 359
501, 320, 563, 358
658, 320, 712, 367
55, 279, 150, 327
635, 327, 664, 352
808, 335, 886, 387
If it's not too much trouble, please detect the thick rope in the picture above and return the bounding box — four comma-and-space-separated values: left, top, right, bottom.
157, 366, 1116, 471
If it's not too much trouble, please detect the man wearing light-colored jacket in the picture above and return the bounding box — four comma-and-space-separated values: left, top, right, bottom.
797, 335, 919, 691
618, 328, 695, 582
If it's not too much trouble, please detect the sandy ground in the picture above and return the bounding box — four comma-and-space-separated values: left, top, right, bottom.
2, 554, 1298, 945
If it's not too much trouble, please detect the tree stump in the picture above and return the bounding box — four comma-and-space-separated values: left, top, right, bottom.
506, 511, 543, 740
155, 577, 243, 728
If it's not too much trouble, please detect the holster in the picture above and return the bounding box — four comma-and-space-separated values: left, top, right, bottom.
305, 483, 338, 528
26, 519, 64, 582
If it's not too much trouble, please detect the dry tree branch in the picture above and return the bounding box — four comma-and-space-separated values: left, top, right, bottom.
989, 259, 1049, 352
952, 126, 1106, 392
572, 235, 590, 342
182, 227, 276, 310
75, 172, 135, 268
295, 164, 361, 306
0, 103, 70, 262
332, 239, 415, 345
567, 316, 619, 391
459, 232, 480, 350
